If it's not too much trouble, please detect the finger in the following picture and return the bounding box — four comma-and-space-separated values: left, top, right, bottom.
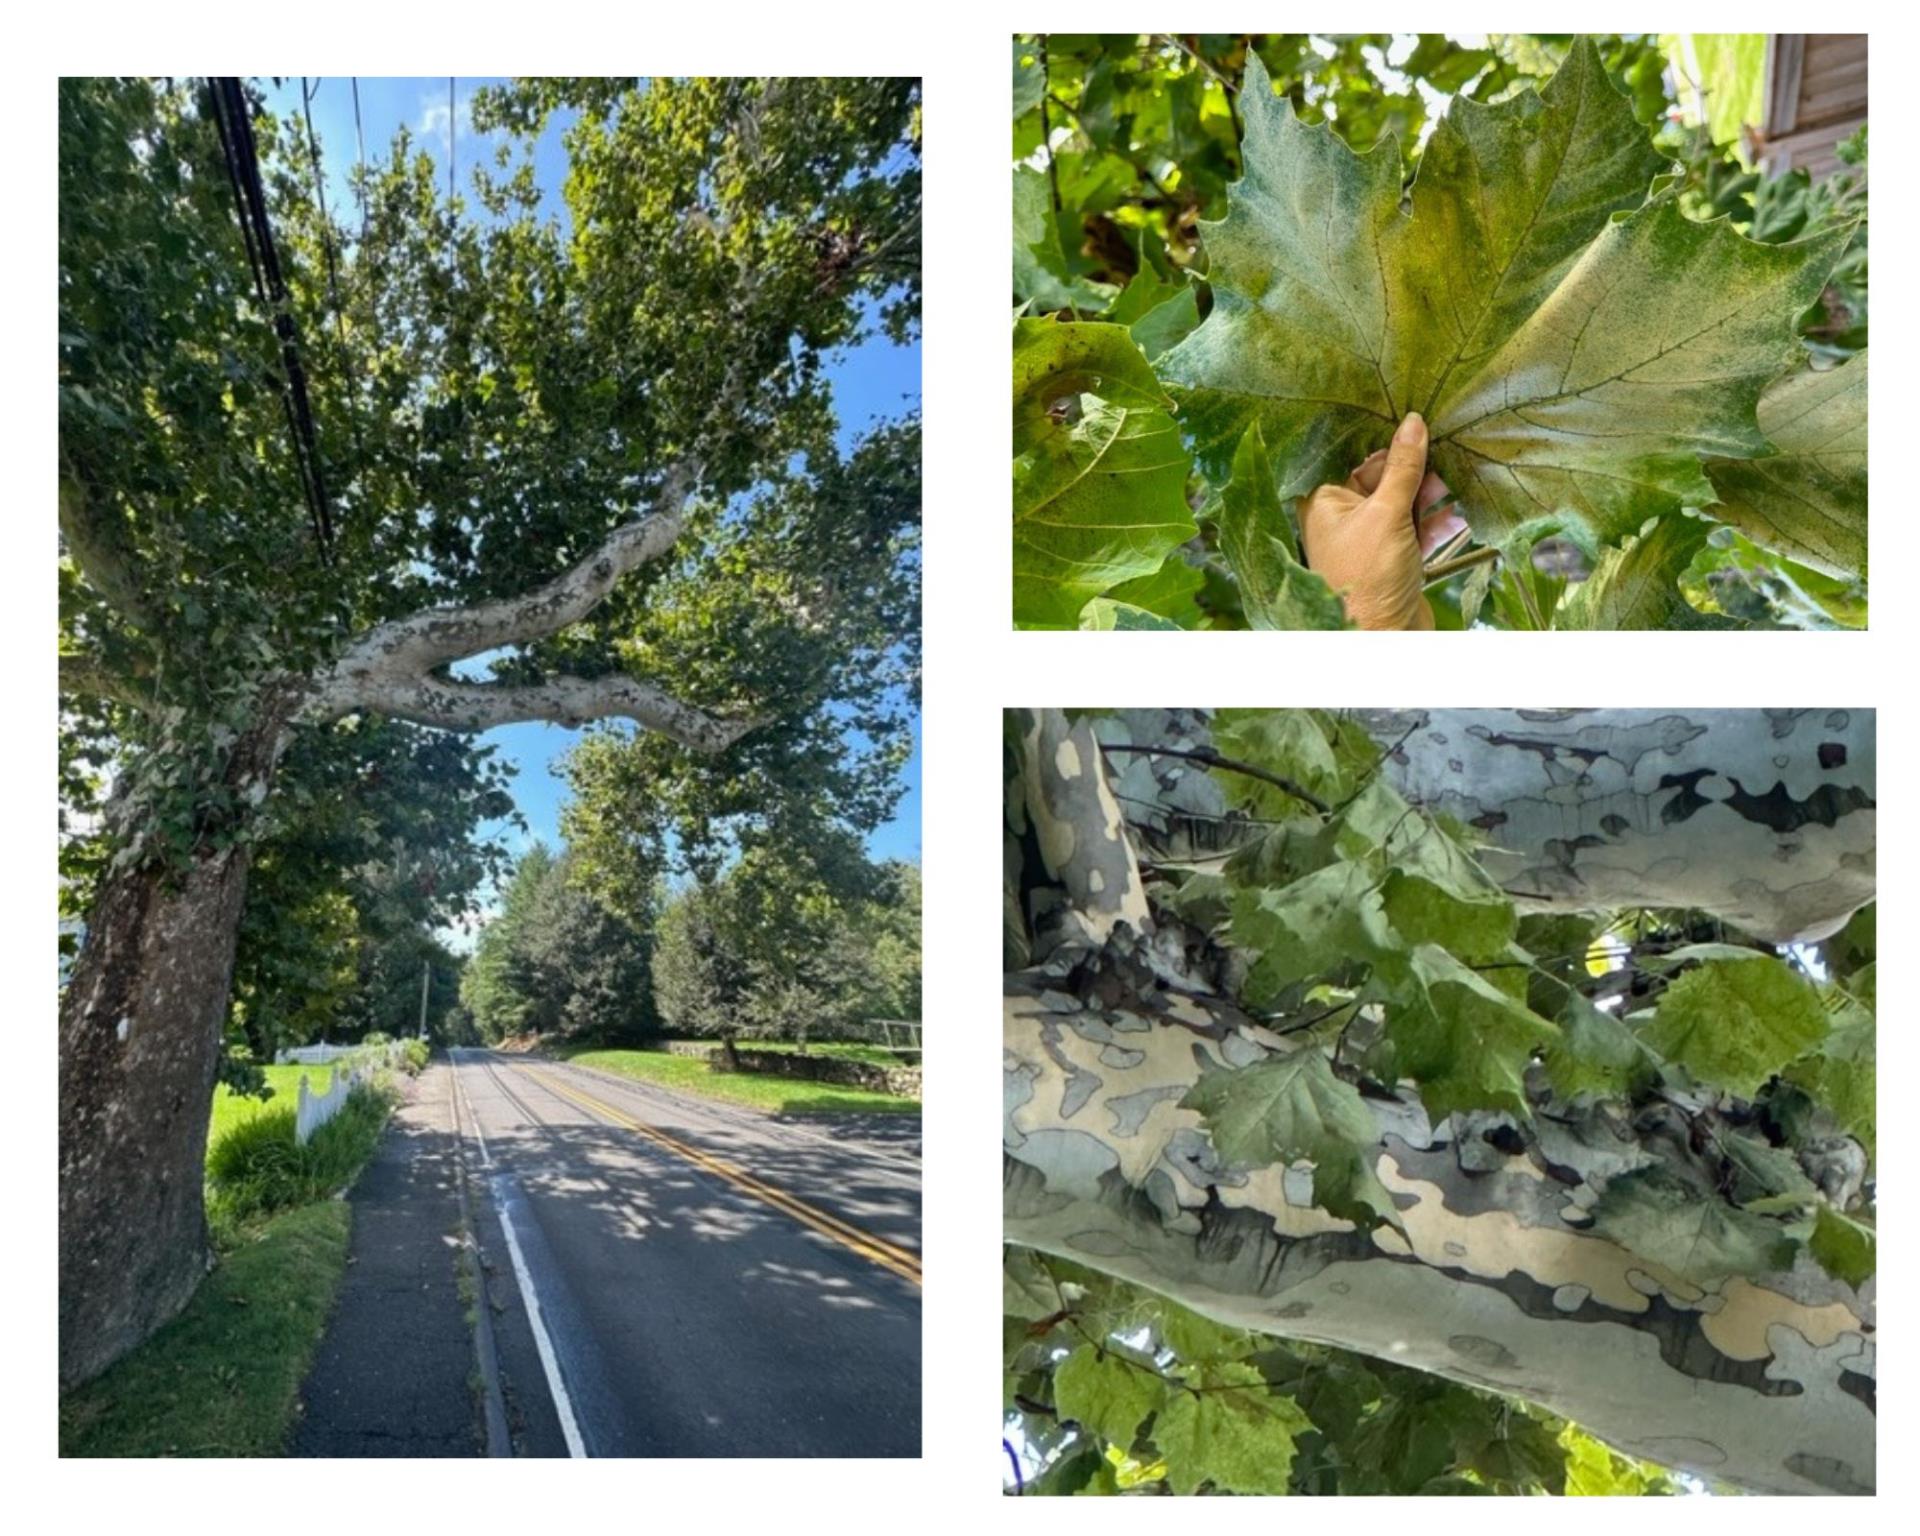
1413, 470, 1448, 516
1371, 411, 1429, 516
1348, 450, 1387, 495
1417, 506, 1469, 558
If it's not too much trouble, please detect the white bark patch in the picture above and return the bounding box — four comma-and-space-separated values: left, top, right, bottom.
1054, 739, 1082, 779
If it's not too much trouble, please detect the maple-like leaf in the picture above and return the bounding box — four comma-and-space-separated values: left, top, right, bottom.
1160, 39, 1847, 547
1591, 1167, 1796, 1283
1153, 1362, 1310, 1496
1181, 1047, 1398, 1227
1012, 318, 1197, 627
1704, 351, 1868, 578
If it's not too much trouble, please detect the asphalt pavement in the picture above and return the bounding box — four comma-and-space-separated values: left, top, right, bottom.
449, 1048, 922, 1458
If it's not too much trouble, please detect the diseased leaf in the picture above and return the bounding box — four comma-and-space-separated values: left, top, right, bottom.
1591, 1166, 1796, 1283
1638, 953, 1830, 1096
1231, 861, 1392, 1005
1215, 424, 1350, 630
1808, 1204, 1875, 1288
1181, 1048, 1398, 1226
1160, 40, 1846, 548
1153, 1363, 1310, 1495
1013, 319, 1197, 627
1054, 1345, 1165, 1447
1704, 352, 1867, 578
1078, 597, 1181, 630
1555, 513, 1748, 629
1098, 552, 1204, 626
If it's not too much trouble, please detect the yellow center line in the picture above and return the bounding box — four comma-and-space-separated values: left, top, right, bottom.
522, 1066, 923, 1288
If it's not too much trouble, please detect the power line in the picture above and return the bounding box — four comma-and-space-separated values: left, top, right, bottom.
207, 77, 334, 558
350, 76, 369, 244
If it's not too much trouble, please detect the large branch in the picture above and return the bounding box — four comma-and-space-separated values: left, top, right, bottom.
332, 670, 754, 751
304, 466, 752, 753
1103, 708, 1877, 944
319, 467, 693, 687
1004, 982, 1876, 1496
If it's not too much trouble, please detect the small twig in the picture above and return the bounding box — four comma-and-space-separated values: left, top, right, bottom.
1098, 741, 1330, 815
1037, 37, 1063, 214
1423, 544, 1499, 584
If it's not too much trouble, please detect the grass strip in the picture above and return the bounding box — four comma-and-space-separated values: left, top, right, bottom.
557, 1046, 918, 1115
59, 1201, 351, 1457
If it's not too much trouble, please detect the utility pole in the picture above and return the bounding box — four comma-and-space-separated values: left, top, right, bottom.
418, 961, 431, 1040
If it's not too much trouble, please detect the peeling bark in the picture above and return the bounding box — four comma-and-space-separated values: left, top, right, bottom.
1004, 708, 1877, 1495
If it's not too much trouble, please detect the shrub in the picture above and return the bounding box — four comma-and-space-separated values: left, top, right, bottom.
205, 1086, 392, 1236
401, 1038, 431, 1075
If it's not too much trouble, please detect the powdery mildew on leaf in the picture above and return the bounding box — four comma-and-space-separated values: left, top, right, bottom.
1161, 39, 1848, 547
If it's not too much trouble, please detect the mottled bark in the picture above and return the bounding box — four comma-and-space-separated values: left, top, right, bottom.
58, 703, 294, 1387
1004, 708, 1877, 1494
1103, 708, 1875, 943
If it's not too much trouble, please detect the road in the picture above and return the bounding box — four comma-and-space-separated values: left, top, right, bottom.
447, 1048, 921, 1457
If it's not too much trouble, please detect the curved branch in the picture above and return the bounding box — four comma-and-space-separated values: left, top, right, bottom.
327, 670, 756, 752
320, 466, 694, 687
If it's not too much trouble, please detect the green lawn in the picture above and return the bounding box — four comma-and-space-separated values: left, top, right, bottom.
208, 1064, 332, 1149
59, 1201, 352, 1457
717, 1039, 918, 1066
558, 1046, 919, 1115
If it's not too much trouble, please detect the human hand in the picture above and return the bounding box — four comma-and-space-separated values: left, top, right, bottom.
1298, 412, 1467, 631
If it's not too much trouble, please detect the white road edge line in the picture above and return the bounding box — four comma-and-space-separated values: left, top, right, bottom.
452, 1051, 588, 1459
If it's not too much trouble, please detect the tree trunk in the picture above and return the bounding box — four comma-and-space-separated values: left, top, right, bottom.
58, 701, 295, 1388
59, 842, 256, 1386
1005, 708, 1876, 1495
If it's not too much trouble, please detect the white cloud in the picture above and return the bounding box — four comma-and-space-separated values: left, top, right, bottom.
418, 88, 488, 158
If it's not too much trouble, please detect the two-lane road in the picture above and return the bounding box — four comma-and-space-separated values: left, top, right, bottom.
449, 1049, 920, 1457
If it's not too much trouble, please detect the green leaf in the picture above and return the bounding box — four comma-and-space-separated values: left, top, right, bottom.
1785, 1009, 1875, 1158
1053, 1345, 1165, 1447
1544, 989, 1656, 1100
1703, 352, 1867, 579
1180, 1049, 1398, 1226
1013, 319, 1197, 627
1215, 425, 1350, 630
1078, 597, 1181, 630
1638, 954, 1830, 1096
1385, 946, 1557, 1120
1554, 513, 1747, 630
1160, 40, 1845, 548
1013, 167, 1118, 314
1590, 1166, 1796, 1283
1097, 552, 1204, 625
1104, 269, 1202, 361
1808, 1204, 1875, 1288
1231, 861, 1391, 1005
1012, 37, 1046, 120
1153, 1364, 1309, 1495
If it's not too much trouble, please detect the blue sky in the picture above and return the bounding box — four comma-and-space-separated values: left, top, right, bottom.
264, 78, 920, 868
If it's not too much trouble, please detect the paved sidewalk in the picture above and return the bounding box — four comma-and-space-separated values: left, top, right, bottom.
292, 1063, 482, 1457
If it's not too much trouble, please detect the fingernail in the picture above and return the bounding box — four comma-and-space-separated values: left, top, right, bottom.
1394, 411, 1426, 445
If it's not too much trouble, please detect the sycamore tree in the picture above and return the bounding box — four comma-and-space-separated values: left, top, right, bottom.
58, 75, 919, 1386
1011, 35, 1867, 631
1005, 709, 1874, 1495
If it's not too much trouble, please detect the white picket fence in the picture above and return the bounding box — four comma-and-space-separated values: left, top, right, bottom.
277, 1042, 358, 1067
291, 1041, 409, 1145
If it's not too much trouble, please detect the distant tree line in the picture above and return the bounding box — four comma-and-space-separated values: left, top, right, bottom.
461, 841, 921, 1047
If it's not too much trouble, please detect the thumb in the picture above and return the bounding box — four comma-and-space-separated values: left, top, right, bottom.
1371, 412, 1429, 521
